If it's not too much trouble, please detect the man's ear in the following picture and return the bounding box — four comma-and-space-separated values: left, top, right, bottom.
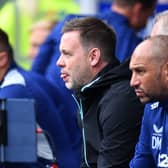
88, 48, 101, 67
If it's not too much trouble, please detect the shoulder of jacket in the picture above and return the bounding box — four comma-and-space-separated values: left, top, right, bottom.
1, 69, 26, 88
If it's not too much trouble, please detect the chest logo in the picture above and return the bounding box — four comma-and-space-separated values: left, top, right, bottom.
152, 124, 163, 150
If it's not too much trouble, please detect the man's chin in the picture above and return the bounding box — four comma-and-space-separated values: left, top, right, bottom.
65, 83, 72, 90
139, 97, 151, 104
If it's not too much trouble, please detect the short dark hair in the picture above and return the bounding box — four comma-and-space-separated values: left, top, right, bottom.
113, 0, 157, 9
62, 17, 118, 63
0, 28, 13, 62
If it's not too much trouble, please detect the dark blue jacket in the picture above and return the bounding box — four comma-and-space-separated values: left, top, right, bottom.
0, 62, 81, 168
130, 101, 168, 168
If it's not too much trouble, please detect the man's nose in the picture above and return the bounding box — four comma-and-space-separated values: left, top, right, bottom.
130, 73, 139, 87
56, 56, 63, 67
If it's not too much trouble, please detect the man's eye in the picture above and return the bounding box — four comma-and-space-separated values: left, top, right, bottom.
62, 51, 71, 56
136, 69, 145, 74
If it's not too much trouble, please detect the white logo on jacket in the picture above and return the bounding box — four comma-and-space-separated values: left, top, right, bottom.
150, 102, 159, 110
158, 153, 168, 167
152, 124, 163, 150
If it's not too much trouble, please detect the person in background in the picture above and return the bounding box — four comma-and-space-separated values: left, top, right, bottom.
98, 0, 157, 62
28, 19, 57, 62
150, 9, 168, 36
57, 17, 144, 168
0, 0, 79, 69
129, 10, 168, 168
0, 28, 81, 168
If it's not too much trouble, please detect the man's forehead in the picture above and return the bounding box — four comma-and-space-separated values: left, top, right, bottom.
61, 31, 80, 45
130, 54, 150, 69
130, 40, 152, 61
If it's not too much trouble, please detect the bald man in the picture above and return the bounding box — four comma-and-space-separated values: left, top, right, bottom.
129, 35, 168, 167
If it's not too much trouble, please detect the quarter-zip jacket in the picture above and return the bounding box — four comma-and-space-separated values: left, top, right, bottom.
130, 101, 168, 168
74, 61, 144, 168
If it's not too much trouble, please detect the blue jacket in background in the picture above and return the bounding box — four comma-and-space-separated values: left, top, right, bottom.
0, 62, 81, 168
130, 101, 168, 168
97, 10, 142, 62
